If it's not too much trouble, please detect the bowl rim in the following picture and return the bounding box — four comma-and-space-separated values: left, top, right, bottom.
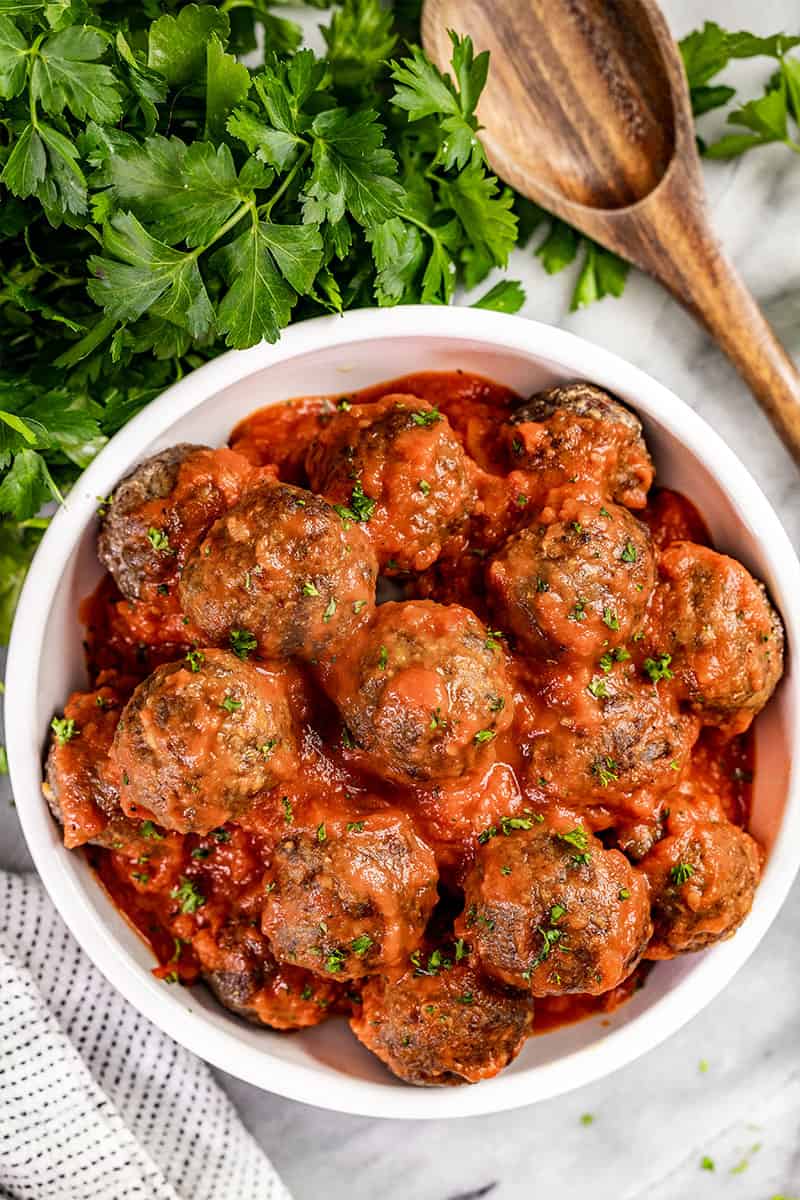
7, 304, 800, 1119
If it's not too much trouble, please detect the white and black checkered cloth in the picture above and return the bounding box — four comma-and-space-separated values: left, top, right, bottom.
0, 871, 291, 1200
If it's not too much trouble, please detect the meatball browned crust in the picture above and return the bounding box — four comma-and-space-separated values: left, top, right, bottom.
327, 600, 514, 782
179, 481, 378, 662
97, 444, 253, 600
350, 962, 534, 1085
487, 498, 655, 661
111, 650, 298, 834
193, 919, 340, 1029
530, 668, 699, 808
648, 542, 784, 727
262, 810, 439, 979
638, 817, 762, 957
461, 818, 651, 995
305, 395, 477, 573
504, 382, 654, 508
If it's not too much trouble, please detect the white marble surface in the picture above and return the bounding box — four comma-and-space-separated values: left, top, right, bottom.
2, 1, 800, 1195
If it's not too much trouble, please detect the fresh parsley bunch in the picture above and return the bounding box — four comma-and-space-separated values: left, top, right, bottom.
0, 0, 524, 639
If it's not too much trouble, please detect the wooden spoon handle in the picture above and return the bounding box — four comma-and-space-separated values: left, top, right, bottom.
664, 240, 800, 464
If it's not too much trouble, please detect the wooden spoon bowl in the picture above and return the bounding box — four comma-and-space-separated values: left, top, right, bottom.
423, 0, 800, 462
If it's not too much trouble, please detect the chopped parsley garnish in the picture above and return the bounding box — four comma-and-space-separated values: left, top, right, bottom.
350, 934, 373, 957
602, 607, 620, 630
322, 597, 337, 623
485, 629, 505, 651
131, 871, 150, 884
316, 822, 327, 843
429, 707, 446, 731
550, 904, 566, 922
378, 645, 388, 670
569, 598, 587, 621
302, 580, 320, 597
599, 506, 611, 518
418, 479, 431, 495
337, 398, 352, 412
700, 1156, 715, 1172
621, 540, 638, 563
141, 820, 164, 841
156, 583, 169, 596
580, 1113, 595, 1126
281, 796, 293, 824
212, 829, 231, 843
516, 493, 528, 507
454, 938, 467, 962
457, 992, 474, 1005
670, 862, 695, 886
643, 654, 673, 683
411, 948, 452, 976
346, 821, 365, 833
474, 728, 495, 744
352, 599, 368, 614
591, 757, 619, 787
558, 827, 589, 852
348, 481, 376, 523
190, 846, 211, 860
488, 695, 505, 713
185, 649, 204, 672
500, 865, 512, 876
301, 984, 314, 1001
619, 888, 631, 900
511, 437, 523, 456
229, 628, 257, 659
411, 407, 442, 427
220, 695, 242, 714
147, 527, 172, 553
536, 576, 549, 593
341, 726, 355, 750
170, 877, 205, 915
325, 948, 347, 973
571, 521, 583, 534
587, 676, 608, 699
478, 814, 535, 843
51, 717, 77, 745
261, 738, 278, 759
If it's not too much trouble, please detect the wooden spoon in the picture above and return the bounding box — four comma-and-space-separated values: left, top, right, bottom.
422, 0, 800, 463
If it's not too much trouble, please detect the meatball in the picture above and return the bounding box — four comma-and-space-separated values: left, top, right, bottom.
179, 481, 377, 662
327, 601, 514, 782
639, 818, 762, 957
305, 395, 477, 573
111, 650, 298, 834
487, 498, 654, 662
45, 685, 134, 849
530, 668, 699, 808
649, 542, 784, 727
194, 919, 340, 1029
504, 382, 653, 508
350, 961, 533, 1085
461, 818, 651, 995
97, 444, 253, 600
262, 810, 439, 980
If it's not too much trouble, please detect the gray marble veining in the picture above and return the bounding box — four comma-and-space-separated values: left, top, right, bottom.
1, 1, 799, 1196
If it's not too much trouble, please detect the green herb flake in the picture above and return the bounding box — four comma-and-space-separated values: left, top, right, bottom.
670, 862, 694, 886
322, 597, 337, 623
170, 877, 205, 915
229, 628, 257, 659
620, 541, 638, 563
185, 649, 204, 673
474, 728, 495, 744
220, 694, 242, 714
643, 653, 673, 684
51, 716, 78, 746
147, 527, 172, 554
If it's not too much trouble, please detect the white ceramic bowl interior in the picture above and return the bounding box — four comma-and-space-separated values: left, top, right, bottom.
7, 307, 800, 1119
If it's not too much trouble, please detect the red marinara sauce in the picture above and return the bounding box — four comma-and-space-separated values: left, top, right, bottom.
50, 370, 766, 1069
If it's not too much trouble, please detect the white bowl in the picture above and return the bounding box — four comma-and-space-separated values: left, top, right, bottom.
7, 307, 800, 1119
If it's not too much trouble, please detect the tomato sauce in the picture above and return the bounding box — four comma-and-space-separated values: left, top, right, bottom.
61, 371, 757, 1042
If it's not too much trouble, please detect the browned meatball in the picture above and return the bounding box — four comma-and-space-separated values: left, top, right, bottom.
262, 810, 439, 980
531, 667, 699, 807
326, 601, 514, 782
305, 395, 477, 573
179, 481, 377, 662
504, 382, 653, 508
487, 498, 655, 661
648, 542, 784, 728
460, 817, 651, 995
111, 650, 298, 834
193, 919, 340, 1029
638, 817, 762, 957
97, 444, 253, 600
350, 961, 533, 1085
44, 685, 136, 849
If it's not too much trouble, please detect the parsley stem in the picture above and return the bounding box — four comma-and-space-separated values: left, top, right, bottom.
189, 201, 253, 261
260, 146, 311, 219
